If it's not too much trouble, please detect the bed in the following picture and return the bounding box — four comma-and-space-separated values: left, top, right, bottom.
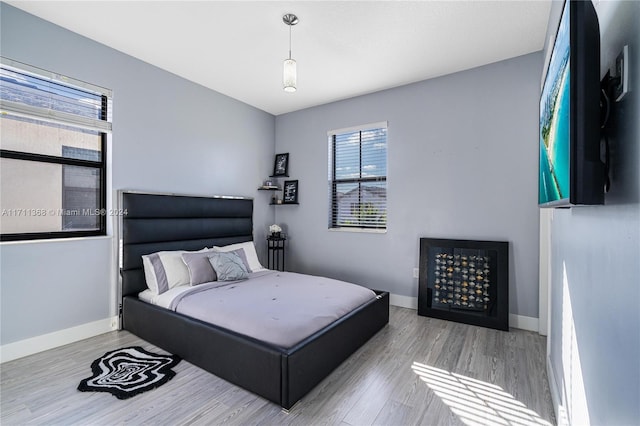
118, 191, 389, 410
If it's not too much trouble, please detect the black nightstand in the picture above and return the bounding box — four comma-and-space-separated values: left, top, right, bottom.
267, 235, 286, 271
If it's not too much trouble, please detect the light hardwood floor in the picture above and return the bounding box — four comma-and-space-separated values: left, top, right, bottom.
1, 307, 555, 425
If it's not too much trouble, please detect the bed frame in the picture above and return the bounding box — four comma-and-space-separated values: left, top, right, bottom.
118, 191, 389, 410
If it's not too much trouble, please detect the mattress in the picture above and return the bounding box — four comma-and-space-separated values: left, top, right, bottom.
139, 271, 377, 348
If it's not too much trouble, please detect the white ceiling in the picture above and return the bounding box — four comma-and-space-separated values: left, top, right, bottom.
7, 1, 552, 116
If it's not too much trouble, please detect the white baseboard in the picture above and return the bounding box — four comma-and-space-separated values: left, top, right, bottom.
389, 294, 418, 309
390, 295, 539, 332
0, 316, 118, 363
508, 314, 539, 332
547, 353, 569, 425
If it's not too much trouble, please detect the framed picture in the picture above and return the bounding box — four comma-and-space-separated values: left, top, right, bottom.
283, 180, 299, 204
272, 153, 289, 177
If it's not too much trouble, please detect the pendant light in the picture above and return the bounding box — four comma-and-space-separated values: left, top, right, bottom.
282, 14, 298, 92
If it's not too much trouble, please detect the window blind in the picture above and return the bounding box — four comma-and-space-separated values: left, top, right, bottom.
0, 57, 112, 133
328, 122, 387, 230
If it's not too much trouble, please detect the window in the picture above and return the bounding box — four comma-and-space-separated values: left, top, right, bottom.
328, 122, 387, 230
0, 57, 112, 241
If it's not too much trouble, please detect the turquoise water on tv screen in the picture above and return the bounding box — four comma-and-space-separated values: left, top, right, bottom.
554, 75, 571, 198
539, 72, 570, 205
539, 2, 571, 206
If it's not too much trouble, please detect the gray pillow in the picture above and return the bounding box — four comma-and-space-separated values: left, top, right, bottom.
207, 252, 248, 281
182, 250, 217, 286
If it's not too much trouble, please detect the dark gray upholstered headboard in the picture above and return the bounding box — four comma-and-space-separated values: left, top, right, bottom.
119, 191, 253, 298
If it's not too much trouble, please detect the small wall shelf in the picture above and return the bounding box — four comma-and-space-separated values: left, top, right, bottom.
258, 171, 298, 205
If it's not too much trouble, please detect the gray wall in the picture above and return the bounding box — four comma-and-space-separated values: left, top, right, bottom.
0, 4, 275, 345
275, 52, 542, 319
545, 1, 640, 424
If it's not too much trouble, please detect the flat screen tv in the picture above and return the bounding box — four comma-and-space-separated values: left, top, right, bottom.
539, 0, 604, 207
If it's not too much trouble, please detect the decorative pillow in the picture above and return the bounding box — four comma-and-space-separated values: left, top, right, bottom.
182, 250, 217, 286
213, 241, 264, 272
207, 252, 249, 281
142, 248, 208, 294
220, 248, 251, 273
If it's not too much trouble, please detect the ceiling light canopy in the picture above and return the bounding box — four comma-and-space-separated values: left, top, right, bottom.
282, 13, 298, 93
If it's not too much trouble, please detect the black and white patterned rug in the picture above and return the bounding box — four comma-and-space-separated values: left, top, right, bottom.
78, 346, 181, 400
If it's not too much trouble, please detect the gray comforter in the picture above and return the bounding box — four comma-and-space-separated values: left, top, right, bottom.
170, 271, 377, 348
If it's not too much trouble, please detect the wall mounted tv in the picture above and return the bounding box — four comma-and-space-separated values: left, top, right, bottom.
539, 0, 604, 207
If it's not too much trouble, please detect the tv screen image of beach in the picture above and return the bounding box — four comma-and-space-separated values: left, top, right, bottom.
539, 3, 570, 205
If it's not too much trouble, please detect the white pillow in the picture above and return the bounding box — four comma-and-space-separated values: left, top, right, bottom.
142, 248, 208, 294
213, 241, 265, 272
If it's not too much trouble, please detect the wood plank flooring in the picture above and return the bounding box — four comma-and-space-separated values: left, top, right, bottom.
1, 307, 555, 425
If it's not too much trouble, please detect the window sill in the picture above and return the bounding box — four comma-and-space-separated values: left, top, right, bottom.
0, 235, 112, 246
328, 227, 387, 234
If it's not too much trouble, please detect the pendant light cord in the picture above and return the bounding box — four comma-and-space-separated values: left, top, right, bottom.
288, 23, 292, 60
